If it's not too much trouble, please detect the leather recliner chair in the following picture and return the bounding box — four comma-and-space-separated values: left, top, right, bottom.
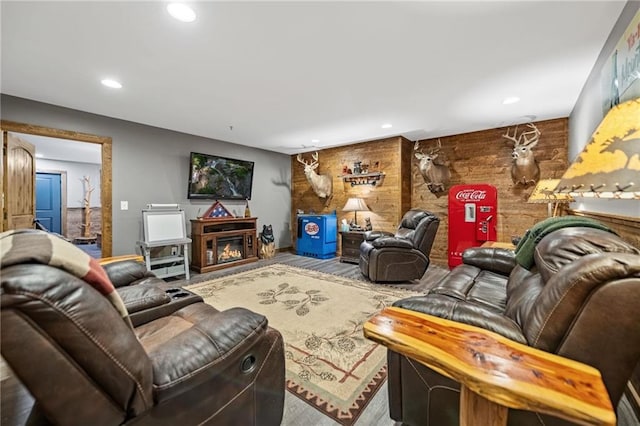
1, 236, 285, 425
359, 209, 439, 282
386, 226, 640, 425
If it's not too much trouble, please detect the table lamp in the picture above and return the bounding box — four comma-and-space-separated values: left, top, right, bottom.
342, 197, 370, 227
555, 98, 639, 199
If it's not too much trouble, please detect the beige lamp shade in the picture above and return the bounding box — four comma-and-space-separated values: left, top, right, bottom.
528, 179, 574, 217
555, 98, 640, 199
342, 197, 370, 225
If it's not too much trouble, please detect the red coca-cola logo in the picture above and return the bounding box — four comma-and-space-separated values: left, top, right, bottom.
305, 223, 320, 235
455, 190, 487, 201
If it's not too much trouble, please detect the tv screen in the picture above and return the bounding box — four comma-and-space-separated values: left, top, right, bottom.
188, 152, 254, 200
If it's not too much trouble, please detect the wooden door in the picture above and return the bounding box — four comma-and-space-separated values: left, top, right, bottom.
3, 133, 36, 230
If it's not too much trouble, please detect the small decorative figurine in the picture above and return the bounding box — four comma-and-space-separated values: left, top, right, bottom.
364, 217, 373, 231
259, 224, 275, 259
353, 161, 362, 175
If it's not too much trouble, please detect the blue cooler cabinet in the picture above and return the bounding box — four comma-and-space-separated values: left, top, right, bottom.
296, 214, 337, 259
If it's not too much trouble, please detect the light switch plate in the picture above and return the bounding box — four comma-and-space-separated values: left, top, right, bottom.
121, 201, 128, 210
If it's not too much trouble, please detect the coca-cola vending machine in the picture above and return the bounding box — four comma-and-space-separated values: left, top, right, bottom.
448, 184, 498, 269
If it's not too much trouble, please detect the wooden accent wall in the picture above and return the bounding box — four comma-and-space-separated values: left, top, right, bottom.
291, 136, 413, 248
567, 209, 640, 249
411, 118, 569, 266
291, 119, 568, 265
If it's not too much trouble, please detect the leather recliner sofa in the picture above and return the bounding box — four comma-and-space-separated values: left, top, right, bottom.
387, 226, 640, 425
1, 231, 285, 426
359, 209, 440, 282
104, 258, 206, 326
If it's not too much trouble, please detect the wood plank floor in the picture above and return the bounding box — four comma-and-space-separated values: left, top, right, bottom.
2, 252, 638, 425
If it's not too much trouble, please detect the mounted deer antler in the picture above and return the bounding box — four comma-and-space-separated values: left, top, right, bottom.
502, 123, 541, 186
296, 151, 333, 199
414, 139, 451, 193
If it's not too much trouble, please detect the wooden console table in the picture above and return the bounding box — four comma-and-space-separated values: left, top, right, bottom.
191, 217, 258, 273
364, 307, 615, 426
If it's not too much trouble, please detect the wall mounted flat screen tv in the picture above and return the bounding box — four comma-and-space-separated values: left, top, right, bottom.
188, 152, 254, 200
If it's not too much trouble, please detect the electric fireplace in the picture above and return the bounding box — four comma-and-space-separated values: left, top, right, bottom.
190, 217, 258, 273
217, 236, 244, 264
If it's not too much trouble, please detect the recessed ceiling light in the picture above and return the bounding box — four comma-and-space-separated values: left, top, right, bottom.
381, 123, 393, 129
167, 3, 196, 22
101, 78, 122, 89
311, 139, 320, 143
35, 153, 44, 158
502, 96, 520, 105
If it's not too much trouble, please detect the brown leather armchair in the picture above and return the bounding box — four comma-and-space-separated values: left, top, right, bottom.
386, 226, 640, 425
359, 209, 440, 282
1, 245, 285, 425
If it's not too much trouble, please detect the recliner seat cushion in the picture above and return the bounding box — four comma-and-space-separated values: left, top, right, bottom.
136, 304, 273, 402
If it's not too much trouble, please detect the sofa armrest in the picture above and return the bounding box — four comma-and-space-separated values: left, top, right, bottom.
371, 236, 414, 250
364, 307, 615, 426
462, 247, 516, 276
103, 259, 157, 287
364, 230, 394, 241
117, 283, 171, 314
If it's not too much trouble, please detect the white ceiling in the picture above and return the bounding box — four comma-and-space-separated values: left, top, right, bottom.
1, 1, 626, 154
14, 133, 102, 164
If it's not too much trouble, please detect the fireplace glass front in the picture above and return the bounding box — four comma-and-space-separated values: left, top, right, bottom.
217, 236, 244, 264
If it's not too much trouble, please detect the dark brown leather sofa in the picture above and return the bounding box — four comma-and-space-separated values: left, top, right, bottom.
2, 252, 285, 425
359, 209, 440, 282
387, 226, 640, 425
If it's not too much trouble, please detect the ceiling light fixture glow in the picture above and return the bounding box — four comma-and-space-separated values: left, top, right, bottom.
101, 79, 122, 89
502, 96, 520, 105
311, 139, 320, 143
167, 3, 196, 22
381, 123, 393, 129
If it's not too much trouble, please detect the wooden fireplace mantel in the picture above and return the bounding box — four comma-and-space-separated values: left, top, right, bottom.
190, 217, 258, 273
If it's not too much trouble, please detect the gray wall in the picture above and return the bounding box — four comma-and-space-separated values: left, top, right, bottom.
2, 95, 292, 255
569, 1, 639, 217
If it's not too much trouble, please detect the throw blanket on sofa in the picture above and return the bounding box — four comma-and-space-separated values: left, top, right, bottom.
514, 216, 617, 270
0, 229, 132, 328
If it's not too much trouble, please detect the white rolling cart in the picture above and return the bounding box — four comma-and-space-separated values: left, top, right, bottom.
137, 204, 191, 279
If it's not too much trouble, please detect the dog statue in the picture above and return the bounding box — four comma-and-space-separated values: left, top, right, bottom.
259, 224, 275, 259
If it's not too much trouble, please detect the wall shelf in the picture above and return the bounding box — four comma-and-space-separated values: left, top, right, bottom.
341, 172, 385, 186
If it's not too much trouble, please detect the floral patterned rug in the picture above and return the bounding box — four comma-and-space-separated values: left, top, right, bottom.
186, 263, 420, 425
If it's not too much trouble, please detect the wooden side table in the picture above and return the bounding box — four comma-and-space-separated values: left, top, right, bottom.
364, 307, 615, 426
481, 241, 516, 250
340, 231, 366, 264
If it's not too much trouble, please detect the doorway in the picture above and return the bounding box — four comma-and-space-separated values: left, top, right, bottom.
1, 120, 113, 257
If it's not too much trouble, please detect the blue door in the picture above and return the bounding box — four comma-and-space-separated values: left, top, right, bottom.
36, 172, 62, 233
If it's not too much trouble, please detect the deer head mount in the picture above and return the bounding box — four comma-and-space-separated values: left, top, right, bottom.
502, 123, 541, 186
414, 139, 451, 193
296, 151, 333, 199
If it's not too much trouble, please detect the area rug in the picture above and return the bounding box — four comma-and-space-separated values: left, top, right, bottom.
186, 264, 420, 425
